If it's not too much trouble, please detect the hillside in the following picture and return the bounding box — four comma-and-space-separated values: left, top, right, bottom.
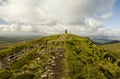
0, 34, 120, 79
102, 43, 120, 59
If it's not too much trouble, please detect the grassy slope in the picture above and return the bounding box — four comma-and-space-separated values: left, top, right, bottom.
101, 43, 120, 59
0, 34, 65, 79
0, 34, 120, 79
64, 35, 120, 79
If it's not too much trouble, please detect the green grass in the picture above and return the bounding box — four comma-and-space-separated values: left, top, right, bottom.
101, 43, 120, 59
10, 48, 38, 70
14, 73, 35, 79
0, 44, 27, 59
102, 43, 120, 52
0, 71, 13, 79
64, 34, 120, 79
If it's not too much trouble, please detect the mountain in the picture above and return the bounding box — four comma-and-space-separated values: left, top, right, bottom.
93, 40, 120, 45
90, 36, 120, 44
0, 34, 120, 79
105, 40, 120, 44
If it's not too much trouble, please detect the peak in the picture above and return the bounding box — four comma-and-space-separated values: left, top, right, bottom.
41, 34, 89, 42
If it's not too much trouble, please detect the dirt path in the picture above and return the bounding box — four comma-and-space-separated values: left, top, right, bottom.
40, 47, 66, 79
54, 48, 65, 79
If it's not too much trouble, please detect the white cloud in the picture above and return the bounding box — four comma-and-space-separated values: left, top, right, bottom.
85, 18, 104, 30
93, 28, 120, 36
100, 12, 113, 19
0, 0, 117, 36
0, 0, 40, 24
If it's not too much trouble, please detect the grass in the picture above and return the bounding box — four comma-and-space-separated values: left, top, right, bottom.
14, 73, 35, 79
10, 48, 38, 70
0, 37, 41, 59
102, 43, 120, 52
0, 70, 13, 79
0, 44, 27, 59
64, 34, 120, 79
101, 43, 120, 59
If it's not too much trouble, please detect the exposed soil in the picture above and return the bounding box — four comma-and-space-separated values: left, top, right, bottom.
53, 49, 65, 79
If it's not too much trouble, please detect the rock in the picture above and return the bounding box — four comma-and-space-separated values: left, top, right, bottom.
37, 57, 40, 60
52, 57, 56, 59
41, 74, 47, 78
59, 54, 63, 57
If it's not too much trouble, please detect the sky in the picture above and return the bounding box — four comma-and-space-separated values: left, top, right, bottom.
0, 0, 120, 36
106, 0, 120, 29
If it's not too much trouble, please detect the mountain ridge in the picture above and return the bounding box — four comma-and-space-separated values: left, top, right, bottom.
0, 34, 120, 79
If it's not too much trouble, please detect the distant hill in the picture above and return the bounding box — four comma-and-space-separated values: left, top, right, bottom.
0, 36, 42, 50
0, 36, 40, 42
90, 36, 120, 44
0, 34, 120, 79
105, 40, 120, 44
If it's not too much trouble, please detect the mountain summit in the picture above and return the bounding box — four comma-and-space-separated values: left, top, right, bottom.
0, 34, 120, 79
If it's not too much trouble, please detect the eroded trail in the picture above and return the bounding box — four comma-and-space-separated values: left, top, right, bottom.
40, 47, 65, 79
54, 48, 65, 79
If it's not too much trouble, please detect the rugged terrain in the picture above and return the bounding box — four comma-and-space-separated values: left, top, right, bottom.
0, 34, 120, 79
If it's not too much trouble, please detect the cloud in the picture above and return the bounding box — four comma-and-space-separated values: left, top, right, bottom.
85, 18, 104, 30
100, 12, 113, 19
0, 0, 117, 36
0, 0, 115, 24
0, 0, 40, 24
